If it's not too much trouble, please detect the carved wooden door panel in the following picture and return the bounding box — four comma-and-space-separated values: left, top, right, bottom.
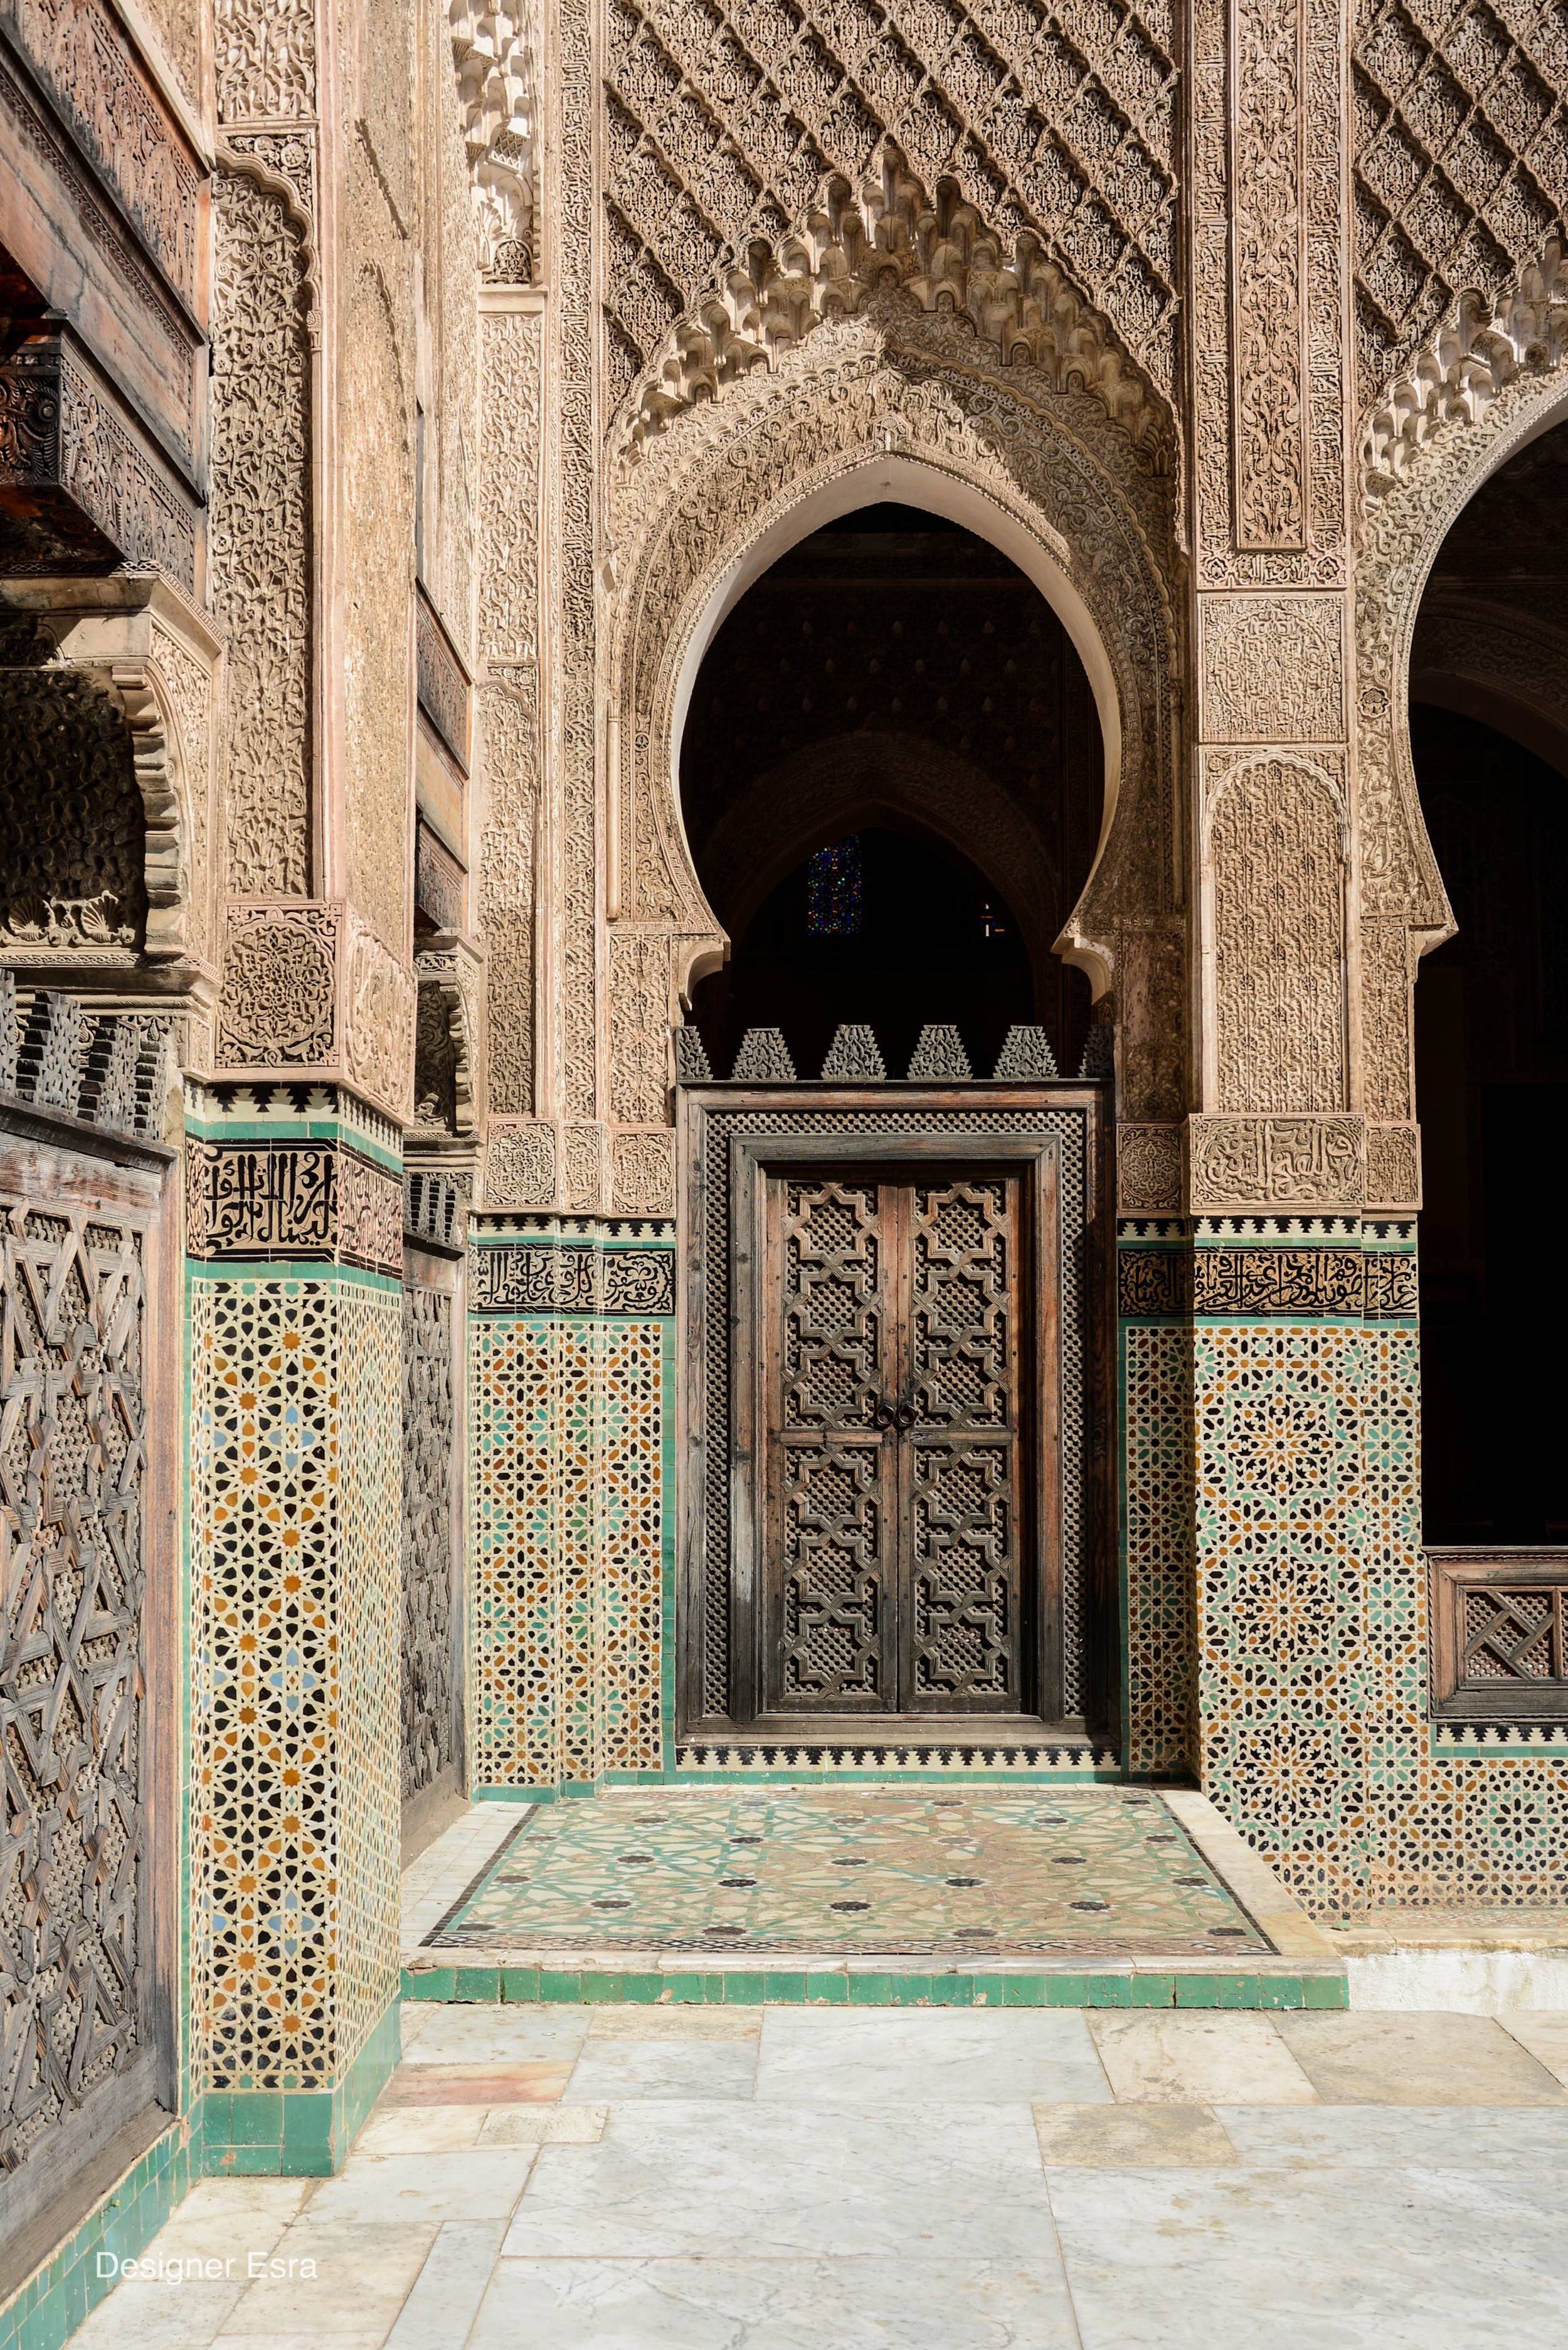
902, 1177, 1025, 1713
761, 1177, 898, 1711
758, 1168, 1027, 1716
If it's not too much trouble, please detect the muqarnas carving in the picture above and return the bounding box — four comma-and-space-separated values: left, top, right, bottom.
450, 2, 538, 280
605, 0, 1178, 401
1353, 0, 1568, 408
615, 155, 1166, 455
0, 671, 147, 954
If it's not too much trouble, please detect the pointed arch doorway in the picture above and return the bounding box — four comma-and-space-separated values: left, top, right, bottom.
675, 499, 1113, 1748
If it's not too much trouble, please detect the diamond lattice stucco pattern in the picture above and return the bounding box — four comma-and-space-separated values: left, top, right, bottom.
1353, 0, 1568, 404
604, 0, 1179, 400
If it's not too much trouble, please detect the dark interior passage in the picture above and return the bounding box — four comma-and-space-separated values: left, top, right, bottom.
696, 824, 1034, 1081
1414, 704, 1568, 1543
681, 502, 1101, 1079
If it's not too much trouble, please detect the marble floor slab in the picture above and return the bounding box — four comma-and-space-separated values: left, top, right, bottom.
467, 2256, 1083, 2349
1046, 2157, 1568, 2347
305, 2150, 539, 2228
753, 2005, 1113, 2104
1501, 2009, 1568, 2086
1214, 2102, 1568, 2169
398, 2007, 591, 2064
63, 2000, 1568, 2350
386, 2060, 572, 2104
69, 2283, 247, 2350
500, 2101, 1056, 2259
213, 2221, 438, 2339
586, 2003, 761, 2041
1274, 2010, 1568, 2105
1033, 2100, 1237, 2166
1088, 2011, 1319, 2104
563, 2035, 761, 2103
382, 2221, 508, 2350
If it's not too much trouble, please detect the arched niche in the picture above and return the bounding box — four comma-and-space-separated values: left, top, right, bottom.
1355, 302, 1568, 1184
0, 582, 218, 989
666, 459, 1125, 905
603, 331, 1183, 1147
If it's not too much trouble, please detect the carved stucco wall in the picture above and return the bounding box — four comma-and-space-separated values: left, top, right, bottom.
341, 253, 414, 955
1352, 0, 1568, 419
426, 0, 482, 661
1355, 311, 1568, 1138
0, 672, 147, 955
1210, 758, 1347, 1116
139, 0, 205, 102
209, 164, 314, 900
54, 0, 1566, 1925
603, 0, 1180, 407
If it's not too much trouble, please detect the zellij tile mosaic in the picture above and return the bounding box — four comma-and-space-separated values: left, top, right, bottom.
425, 1789, 1271, 1958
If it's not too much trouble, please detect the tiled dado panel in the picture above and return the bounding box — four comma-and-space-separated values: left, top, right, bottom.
468, 1219, 674, 1793
1118, 1222, 1195, 1780
1119, 1218, 1568, 1911
187, 1090, 403, 2099
1188, 1223, 1414, 1915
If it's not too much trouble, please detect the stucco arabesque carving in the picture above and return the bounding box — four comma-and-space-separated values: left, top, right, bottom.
615, 157, 1171, 471
346, 915, 417, 1126
216, 901, 415, 1123
1360, 242, 1568, 499
449, 3, 536, 282
217, 141, 322, 330
1353, 300, 1568, 935
607, 299, 1183, 1135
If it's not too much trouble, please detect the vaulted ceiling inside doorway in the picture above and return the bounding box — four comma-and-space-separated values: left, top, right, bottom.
680, 503, 1103, 1081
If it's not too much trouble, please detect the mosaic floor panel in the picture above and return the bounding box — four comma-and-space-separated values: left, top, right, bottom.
425, 1790, 1271, 1958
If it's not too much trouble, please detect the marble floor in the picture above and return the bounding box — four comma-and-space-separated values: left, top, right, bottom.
70, 2001, 1568, 2348
419, 1788, 1269, 1958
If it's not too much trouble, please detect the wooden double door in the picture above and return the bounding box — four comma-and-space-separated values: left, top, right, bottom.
739, 1159, 1057, 1722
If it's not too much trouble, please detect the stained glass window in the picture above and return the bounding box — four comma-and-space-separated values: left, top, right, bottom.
806, 836, 863, 935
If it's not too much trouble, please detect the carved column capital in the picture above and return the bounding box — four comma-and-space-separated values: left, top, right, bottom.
215, 900, 416, 1125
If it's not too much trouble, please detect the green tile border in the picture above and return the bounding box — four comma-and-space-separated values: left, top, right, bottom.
400, 1961, 1347, 2010
0, 2119, 197, 2350
202, 2001, 400, 2180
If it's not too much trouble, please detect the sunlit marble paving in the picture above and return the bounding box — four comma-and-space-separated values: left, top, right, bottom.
68, 2001, 1568, 2349
424, 1787, 1269, 1957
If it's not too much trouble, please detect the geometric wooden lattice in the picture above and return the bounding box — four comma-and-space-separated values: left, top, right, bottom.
1, 1204, 146, 2174
1428, 1548, 1568, 1720
401, 1284, 457, 1805
682, 1088, 1096, 1736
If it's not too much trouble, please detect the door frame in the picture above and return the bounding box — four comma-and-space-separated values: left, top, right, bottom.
676, 1080, 1114, 1748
